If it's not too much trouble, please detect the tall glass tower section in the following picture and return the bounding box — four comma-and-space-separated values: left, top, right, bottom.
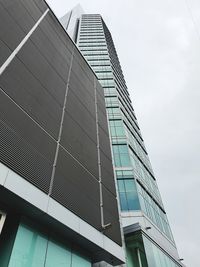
60, 9, 185, 267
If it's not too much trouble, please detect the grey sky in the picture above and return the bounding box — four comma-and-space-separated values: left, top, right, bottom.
47, 1, 200, 266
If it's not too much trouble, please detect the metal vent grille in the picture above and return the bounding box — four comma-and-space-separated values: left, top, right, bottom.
0, 119, 52, 193
0, 0, 122, 246
51, 147, 101, 229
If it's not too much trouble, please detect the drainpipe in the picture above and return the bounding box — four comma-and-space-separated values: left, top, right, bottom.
94, 78, 111, 231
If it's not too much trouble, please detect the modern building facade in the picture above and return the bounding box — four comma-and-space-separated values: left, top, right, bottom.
60, 7, 185, 267
0, 1, 125, 266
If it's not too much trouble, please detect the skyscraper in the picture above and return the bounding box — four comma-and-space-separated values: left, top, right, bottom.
60, 7, 185, 267
0, 1, 125, 266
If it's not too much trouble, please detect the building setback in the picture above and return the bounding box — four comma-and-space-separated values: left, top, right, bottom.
0, 1, 125, 266
60, 7, 185, 267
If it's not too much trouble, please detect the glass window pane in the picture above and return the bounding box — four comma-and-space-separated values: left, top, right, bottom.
8, 224, 47, 267
114, 154, 121, 167
120, 154, 130, 166
118, 145, 128, 153
126, 192, 140, 210
45, 238, 71, 267
117, 180, 125, 192
71, 251, 91, 267
119, 192, 128, 211
124, 179, 135, 191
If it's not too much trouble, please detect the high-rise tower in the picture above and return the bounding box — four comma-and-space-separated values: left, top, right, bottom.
60, 8, 185, 267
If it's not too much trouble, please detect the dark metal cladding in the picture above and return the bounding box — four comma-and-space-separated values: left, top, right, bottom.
102, 185, 122, 245
30, 17, 72, 83
1, 1, 39, 33
0, 119, 52, 194
61, 112, 99, 179
0, 4, 26, 50
100, 150, 116, 195
0, 57, 63, 140
51, 146, 101, 229
0, 0, 122, 246
17, 39, 67, 107
0, 40, 11, 66
0, 90, 56, 163
98, 126, 112, 158
65, 89, 97, 142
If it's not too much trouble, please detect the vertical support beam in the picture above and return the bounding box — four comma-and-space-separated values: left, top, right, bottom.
48, 48, 75, 196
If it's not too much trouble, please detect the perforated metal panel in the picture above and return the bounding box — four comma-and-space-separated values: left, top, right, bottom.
51, 147, 101, 229
71, 58, 95, 91
73, 49, 95, 84
102, 186, 122, 246
100, 150, 116, 195
32, 0, 47, 13
61, 112, 99, 178
17, 40, 66, 106
43, 12, 74, 54
19, 0, 45, 21
0, 0, 122, 246
98, 126, 112, 159
0, 90, 56, 162
69, 74, 96, 117
0, 40, 11, 66
0, 57, 63, 139
1, 0, 40, 32
0, 4, 26, 50
66, 90, 97, 139
0, 118, 52, 193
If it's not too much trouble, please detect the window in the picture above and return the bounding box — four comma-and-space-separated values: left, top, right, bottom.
99, 79, 115, 87
7, 221, 92, 267
112, 144, 130, 167
79, 40, 106, 44
116, 170, 134, 179
97, 72, 113, 79
117, 179, 140, 211
143, 236, 180, 267
105, 96, 118, 107
80, 47, 107, 52
89, 60, 110, 66
82, 51, 108, 56
109, 119, 125, 138
107, 107, 120, 115
129, 148, 141, 177
137, 184, 174, 241
86, 55, 109, 61
104, 87, 116, 96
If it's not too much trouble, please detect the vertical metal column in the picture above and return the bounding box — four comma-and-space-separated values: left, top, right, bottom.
48, 48, 75, 196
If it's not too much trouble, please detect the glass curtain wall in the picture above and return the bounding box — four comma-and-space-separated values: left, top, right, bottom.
143, 236, 182, 267
6, 219, 91, 267
125, 233, 182, 267
77, 14, 175, 244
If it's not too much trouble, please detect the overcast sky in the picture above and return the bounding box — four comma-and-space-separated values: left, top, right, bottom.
47, 1, 200, 266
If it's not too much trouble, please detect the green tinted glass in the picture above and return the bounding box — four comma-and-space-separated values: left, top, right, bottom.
45, 238, 71, 267
8, 224, 47, 267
